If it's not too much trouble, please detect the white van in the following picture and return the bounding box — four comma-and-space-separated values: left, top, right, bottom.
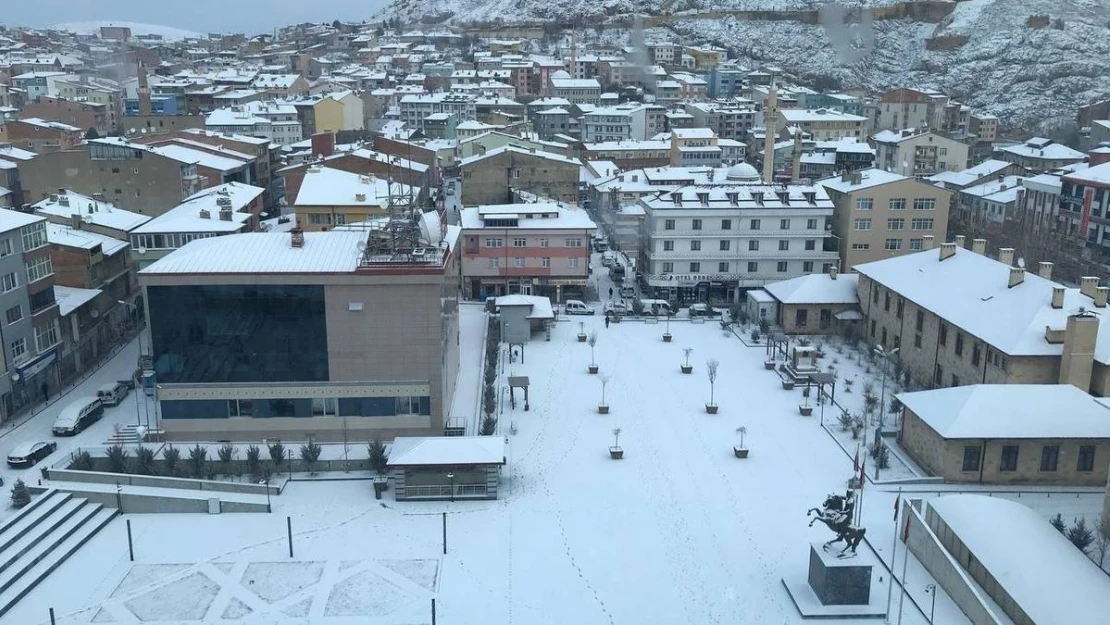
52, 397, 103, 436
640, 299, 674, 316
564, 300, 595, 315
96, 382, 129, 407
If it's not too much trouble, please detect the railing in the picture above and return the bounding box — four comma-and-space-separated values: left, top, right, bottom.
403, 483, 487, 498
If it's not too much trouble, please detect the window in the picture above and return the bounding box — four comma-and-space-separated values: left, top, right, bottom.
939, 147, 947, 156
851, 243, 870, 250
539, 238, 549, 248
889, 198, 906, 211
911, 218, 934, 230
999, 445, 1020, 471
1040, 445, 1060, 472
914, 333, 922, 348
950, 374, 960, 387
689, 262, 700, 272
5, 305, 21, 325
514, 257, 525, 268
565, 238, 583, 248
511, 168, 520, 179
34, 320, 59, 352
658, 240, 674, 253
910, 238, 924, 250
972, 343, 981, 366
0, 238, 10, 257
884, 292, 891, 312
25, 255, 52, 283
887, 218, 905, 231
690, 240, 701, 251
896, 299, 904, 319
664, 219, 675, 230
308, 213, 331, 225
489, 257, 499, 268
913, 198, 936, 211
777, 261, 788, 273
662, 262, 674, 272
692, 219, 702, 230
780, 218, 791, 230
747, 261, 758, 272
718, 262, 729, 272
1, 272, 17, 292
807, 218, 818, 230
853, 218, 871, 231
749, 240, 759, 251
884, 238, 903, 251
750, 219, 761, 230
513, 237, 527, 247
955, 332, 964, 356
10, 337, 27, 363
778, 240, 789, 251
484, 237, 503, 248
803, 261, 814, 272
855, 198, 873, 211
569, 257, 580, 269
962, 446, 981, 472
795, 309, 808, 327
934, 363, 943, 385
871, 319, 877, 338
310, 397, 337, 416
1077, 445, 1096, 472
541, 257, 551, 268
721, 219, 732, 230
21, 223, 47, 252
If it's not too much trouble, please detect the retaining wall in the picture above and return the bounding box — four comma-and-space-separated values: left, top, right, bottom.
42, 467, 280, 496
28, 486, 269, 514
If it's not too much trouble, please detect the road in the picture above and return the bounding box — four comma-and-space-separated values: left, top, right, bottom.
0, 337, 145, 519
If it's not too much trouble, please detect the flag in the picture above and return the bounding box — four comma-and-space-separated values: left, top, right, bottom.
853, 446, 860, 473
858, 456, 866, 490
902, 513, 911, 543
893, 492, 901, 521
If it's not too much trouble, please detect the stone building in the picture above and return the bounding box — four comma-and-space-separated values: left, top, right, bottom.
459, 146, 580, 207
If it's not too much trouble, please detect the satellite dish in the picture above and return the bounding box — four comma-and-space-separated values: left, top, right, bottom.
90, 309, 99, 318
1017, 257, 1026, 269
356, 240, 366, 251
138, 247, 147, 255
11, 372, 19, 382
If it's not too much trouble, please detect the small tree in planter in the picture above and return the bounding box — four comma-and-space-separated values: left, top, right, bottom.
758, 317, 770, 336
681, 348, 694, 374
70, 449, 93, 471
799, 386, 813, 416
663, 311, 673, 342
246, 445, 262, 481
480, 414, 498, 435
609, 427, 624, 459
837, 409, 853, 432
577, 321, 587, 342
368, 438, 390, 496
218, 443, 237, 479
135, 445, 157, 476
10, 479, 30, 509
850, 415, 865, 440
751, 329, 761, 344
631, 298, 645, 317
188, 444, 208, 479
300, 439, 323, 475
598, 373, 611, 414
268, 441, 286, 467
587, 331, 599, 374
734, 426, 749, 458
706, 358, 720, 414
162, 444, 181, 477
106, 444, 130, 474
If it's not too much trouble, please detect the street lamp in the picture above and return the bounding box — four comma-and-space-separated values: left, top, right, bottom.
446, 472, 455, 502
924, 584, 937, 624
873, 345, 899, 429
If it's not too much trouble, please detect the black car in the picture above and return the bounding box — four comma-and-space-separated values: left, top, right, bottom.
7, 441, 58, 468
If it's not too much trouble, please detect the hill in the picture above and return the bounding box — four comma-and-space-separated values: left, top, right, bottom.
51, 21, 205, 41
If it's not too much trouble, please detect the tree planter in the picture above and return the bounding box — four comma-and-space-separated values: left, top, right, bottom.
733, 446, 749, 458
680, 365, 693, 374
781, 380, 795, 390
705, 403, 719, 414
764, 360, 775, 370
609, 446, 624, 459
598, 404, 609, 414
798, 405, 813, 416
577, 333, 587, 342
588, 365, 599, 374
373, 477, 388, 499
662, 333, 673, 342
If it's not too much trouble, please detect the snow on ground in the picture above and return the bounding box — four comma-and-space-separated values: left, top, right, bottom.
51, 21, 205, 41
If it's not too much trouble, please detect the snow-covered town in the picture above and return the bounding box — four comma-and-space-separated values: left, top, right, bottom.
0, 3, 1109, 624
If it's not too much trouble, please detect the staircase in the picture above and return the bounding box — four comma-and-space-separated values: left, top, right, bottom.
0, 490, 118, 617
104, 423, 144, 445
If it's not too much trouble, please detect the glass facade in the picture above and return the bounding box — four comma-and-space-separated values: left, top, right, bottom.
161, 396, 431, 419
148, 284, 329, 383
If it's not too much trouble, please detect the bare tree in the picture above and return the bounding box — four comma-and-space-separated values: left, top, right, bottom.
707, 358, 720, 406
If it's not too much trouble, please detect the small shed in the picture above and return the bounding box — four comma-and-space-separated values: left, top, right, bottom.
762, 269, 860, 335
496, 294, 555, 343
745, 289, 777, 325
388, 436, 506, 500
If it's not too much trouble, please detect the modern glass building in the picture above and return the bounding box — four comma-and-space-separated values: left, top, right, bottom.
139, 227, 460, 442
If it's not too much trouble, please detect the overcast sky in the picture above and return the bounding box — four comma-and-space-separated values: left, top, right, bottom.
5, 0, 393, 35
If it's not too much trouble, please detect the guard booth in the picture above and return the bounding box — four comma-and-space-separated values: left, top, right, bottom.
141, 370, 156, 396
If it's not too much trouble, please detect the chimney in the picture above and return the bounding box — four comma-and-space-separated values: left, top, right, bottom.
310, 131, 335, 158
971, 238, 987, 255
921, 234, 934, 250
1060, 312, 1099, 392
1080, 276, 1100, 299
199, 209, 211, 219
955, 234, 966, 248
1038, 261, 1053, 280
939, 242, 957, 261
290, 228, 305, 248
68, 214, 82, 229
829, 265, 838, 280
1051, 286, 1065, 309
1008, 267, 1025, 288
997, 247, 1014, 266
1097, 287, 1109, 308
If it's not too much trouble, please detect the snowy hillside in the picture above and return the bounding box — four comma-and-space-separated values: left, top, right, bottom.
378, 0, 1110, 135
51, 21, 205, 41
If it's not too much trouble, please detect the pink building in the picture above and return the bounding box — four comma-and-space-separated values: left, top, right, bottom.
460, 202, 596, 302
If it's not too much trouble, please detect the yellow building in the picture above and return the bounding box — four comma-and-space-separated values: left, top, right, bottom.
292, 166, 411, 230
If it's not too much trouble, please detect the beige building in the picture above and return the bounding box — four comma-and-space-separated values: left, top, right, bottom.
898, 384, 1110, 486
759, 268, 861, 334
778, 108, 867, 141
292, 166, 411, 231
968, 113, 997, 143
819, 168, 951, 271
459, 146, 580, 207
139, 227, 461, 443
855, 238, 1110, 396
872, 128, 969, 177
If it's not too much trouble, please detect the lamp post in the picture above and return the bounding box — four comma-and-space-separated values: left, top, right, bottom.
924, 584, 936, 624
446, 471, 455, 502
873, 346, 899, 428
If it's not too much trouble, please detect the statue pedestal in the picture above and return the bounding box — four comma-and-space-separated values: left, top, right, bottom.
781, 543, 887, 619
808, 544, 871, 605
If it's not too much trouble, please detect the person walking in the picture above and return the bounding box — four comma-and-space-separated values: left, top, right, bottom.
605, 314, 611, 329
608, 287, 614, 300
40, 381, 49, 403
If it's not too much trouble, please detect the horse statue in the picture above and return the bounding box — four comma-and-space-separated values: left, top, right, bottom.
807, 491, 866, 558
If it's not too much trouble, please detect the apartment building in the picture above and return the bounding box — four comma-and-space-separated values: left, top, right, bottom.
798, 139, 875, 180
581, 140, 672, 170
292, 166, 410, 231
0, 144, 36, 207
589, 166, 729, 214
459, 202, 595, 301
820, 168, 951, 271
459, 146, 580, 207
205, 102, 303, 145
0, 118, 83, 154
1059, 162, 1110, 248
33, 190, 150, 242
45, 221, 134, 317
872, 128, 969, 177
778, 108, 867, 141
399, 93, 477, 132
969, 113, 998, 143
685, 46, 727, 71
0, 211, 62, 420
639, 174, 838, 304
707, 64, 747, 99
684, 101, 757, 142
955, 175, 1023, 229
580, 103, 665, 143
138, 226, 460, 443
546, 71, 601, 105
20, 97, 109, 137
855, 238, 1110, 398
877, 88, 950, 131
250, 73, 310, 98
1014, 173, 1064, 237
669, 128, 723, 167
997, 137, 1086, 172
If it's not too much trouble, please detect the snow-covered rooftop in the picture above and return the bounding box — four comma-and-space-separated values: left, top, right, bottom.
496, 294, 555, 320
46, 223, 128, 256
460, 203, 596, 230
54, 285, 102, 317
999, 139, 1085, 162
0, 209, 44, 233
763, 272, 859, 305
899, 384, 1110, 439
294, 167, 409, 208
929, 495, 1110, 625
34, 191, 150, 232
960, 175, 1022, 203
926, 159, 1015, 188
458, 145, 580, 168
818, 168, 907, 193
132, 183, 261, 235
388, 435, 505, 467
779, 109, 866, 123
140, 230, 366, 275
1062, 161, 1110, 186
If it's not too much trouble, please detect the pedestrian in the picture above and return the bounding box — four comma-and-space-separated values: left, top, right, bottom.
605, 315, 610, 329
608, 287, 614, 299
40, 381, 48, 403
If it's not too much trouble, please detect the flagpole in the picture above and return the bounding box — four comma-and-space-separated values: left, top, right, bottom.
885, 488, 902, 623
896, 514, 911, 625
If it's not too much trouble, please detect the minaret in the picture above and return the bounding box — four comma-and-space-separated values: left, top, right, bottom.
137, 61, 152, 116
762, 83, 778, 184
790, 128, 803, 182
570, 31, 578, 78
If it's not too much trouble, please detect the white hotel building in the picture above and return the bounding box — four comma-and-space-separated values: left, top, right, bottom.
638, 164, 839, 304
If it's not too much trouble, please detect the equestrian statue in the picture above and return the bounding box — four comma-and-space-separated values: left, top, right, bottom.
807, 490, 866, 558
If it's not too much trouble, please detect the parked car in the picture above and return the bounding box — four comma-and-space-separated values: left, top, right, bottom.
688, 303, 722, 317
601, 251, 615, 267
52, 397, 104, 436
603, 301, 632, 316
564, 300, 595, 315
640, 299, 675, 316
7, 441, 58, 468
96, 381, 130, 407
619, 286, 637, 299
